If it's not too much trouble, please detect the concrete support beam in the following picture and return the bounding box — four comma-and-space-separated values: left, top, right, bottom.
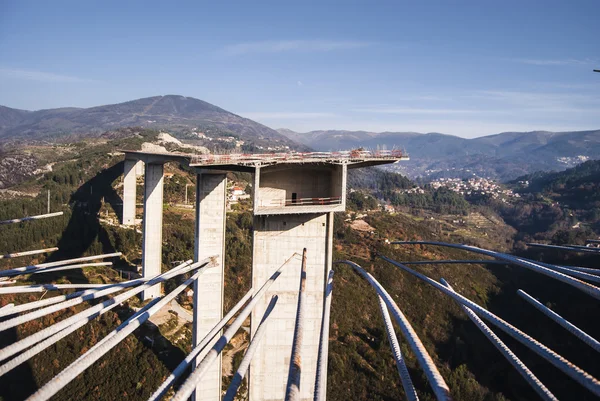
341, 163, 348, 209
141, 163, 164, 300
249, 212, 334, 401
252, 167, 261, 215
192, 172, 227, 401
123, 159, 142, 226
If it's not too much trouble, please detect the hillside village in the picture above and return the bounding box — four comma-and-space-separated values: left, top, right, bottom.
429, 177, 520, 201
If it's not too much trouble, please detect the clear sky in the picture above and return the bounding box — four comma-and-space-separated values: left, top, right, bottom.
1, 0, 598, 138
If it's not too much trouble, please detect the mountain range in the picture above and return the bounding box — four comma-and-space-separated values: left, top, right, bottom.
0, 95, 297, 149
278, 128, 600, 181
1, 95, 598, 182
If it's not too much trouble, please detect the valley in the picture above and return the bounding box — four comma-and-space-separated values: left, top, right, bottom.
0, 129, 598, 400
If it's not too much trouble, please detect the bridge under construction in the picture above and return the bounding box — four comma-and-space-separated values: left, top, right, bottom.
0, 149, 599, 401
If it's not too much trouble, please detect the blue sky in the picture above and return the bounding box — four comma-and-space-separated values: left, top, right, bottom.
0, 0, 598, 138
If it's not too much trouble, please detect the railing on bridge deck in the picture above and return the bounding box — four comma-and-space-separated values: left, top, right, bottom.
264, 196, 343, 207
190, 149, 405, 166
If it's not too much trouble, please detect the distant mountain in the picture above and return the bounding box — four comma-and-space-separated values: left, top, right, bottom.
278, 128, 600, 181
0, 106, 30, 132
0, 95, 300, 149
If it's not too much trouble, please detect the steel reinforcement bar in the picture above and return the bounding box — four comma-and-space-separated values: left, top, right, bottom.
27, 268, 210, 401
527, 243, 600, 254
380, 254, 600, 397
377, 294, 419, 401
222, 295, 278, 401
0, 247, 58, 259
441, 279, 557, 401
0, 211, 63, 225
0, 259, 211, 362
171, 295, 279, 401
1, 252, 122, 278
399, 260, 505, 265
147, 290, 254, 401
335, 260, 452, 401
0, 298, 162, 377
391, 242, 600, 300
285, 248, 307, 401
149, 252, 300, 401
0, 260, 193, 332
314, 269, 334, 401
517, 290, 600, 353
514, 257, 600, 284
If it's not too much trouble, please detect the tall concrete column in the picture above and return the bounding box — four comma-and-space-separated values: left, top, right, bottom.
141, 163, 164, 300
249, 212, 334, 401
123, 159, 141, 226
193, 172, 227, 401
341, 163, 348, 208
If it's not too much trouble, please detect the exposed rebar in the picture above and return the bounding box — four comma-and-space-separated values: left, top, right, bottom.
222, 296, 279, 401
380, 254, 600, 397
0, 247, 58, 259
527, 243, 600, 254
441, 279, 557, 401
515, 256, 600, 284
147, 290, 254, 401
172, 293, 279, 401
0, 265, 117, 295
335, 260, 452, 401
0, 211, 63, 225
377, 295, 419, 401
0, 261, 191, 333
399, 260, 505, 265
150, 252, 300, 401
0, 298, 161, 377
517, 289, 600, 353
0, 285, 126, 318
285, 248, 307, 401
27, 268, 208, 401
0, 259, 211, 362
554, 265, 600, 276
392, 241, 600, 300
1, 252, 122, 278
314, 269, 334, 401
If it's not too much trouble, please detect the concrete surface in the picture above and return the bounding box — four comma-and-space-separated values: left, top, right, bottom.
122, 159, 141, 226
141, 163, 164, 300
249, 212, 334, 401
193, 173, 227, 401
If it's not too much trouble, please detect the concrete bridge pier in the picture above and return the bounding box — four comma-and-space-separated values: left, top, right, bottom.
141, 162, 165, 300
118, 149, 404, 400
249, 211, 334, 401
192, 171, 227, 401
122, 159, 143, 226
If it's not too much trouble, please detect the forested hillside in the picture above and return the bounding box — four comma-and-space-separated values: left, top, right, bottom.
0, 134, 598, 400
474, 160, 600, 244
